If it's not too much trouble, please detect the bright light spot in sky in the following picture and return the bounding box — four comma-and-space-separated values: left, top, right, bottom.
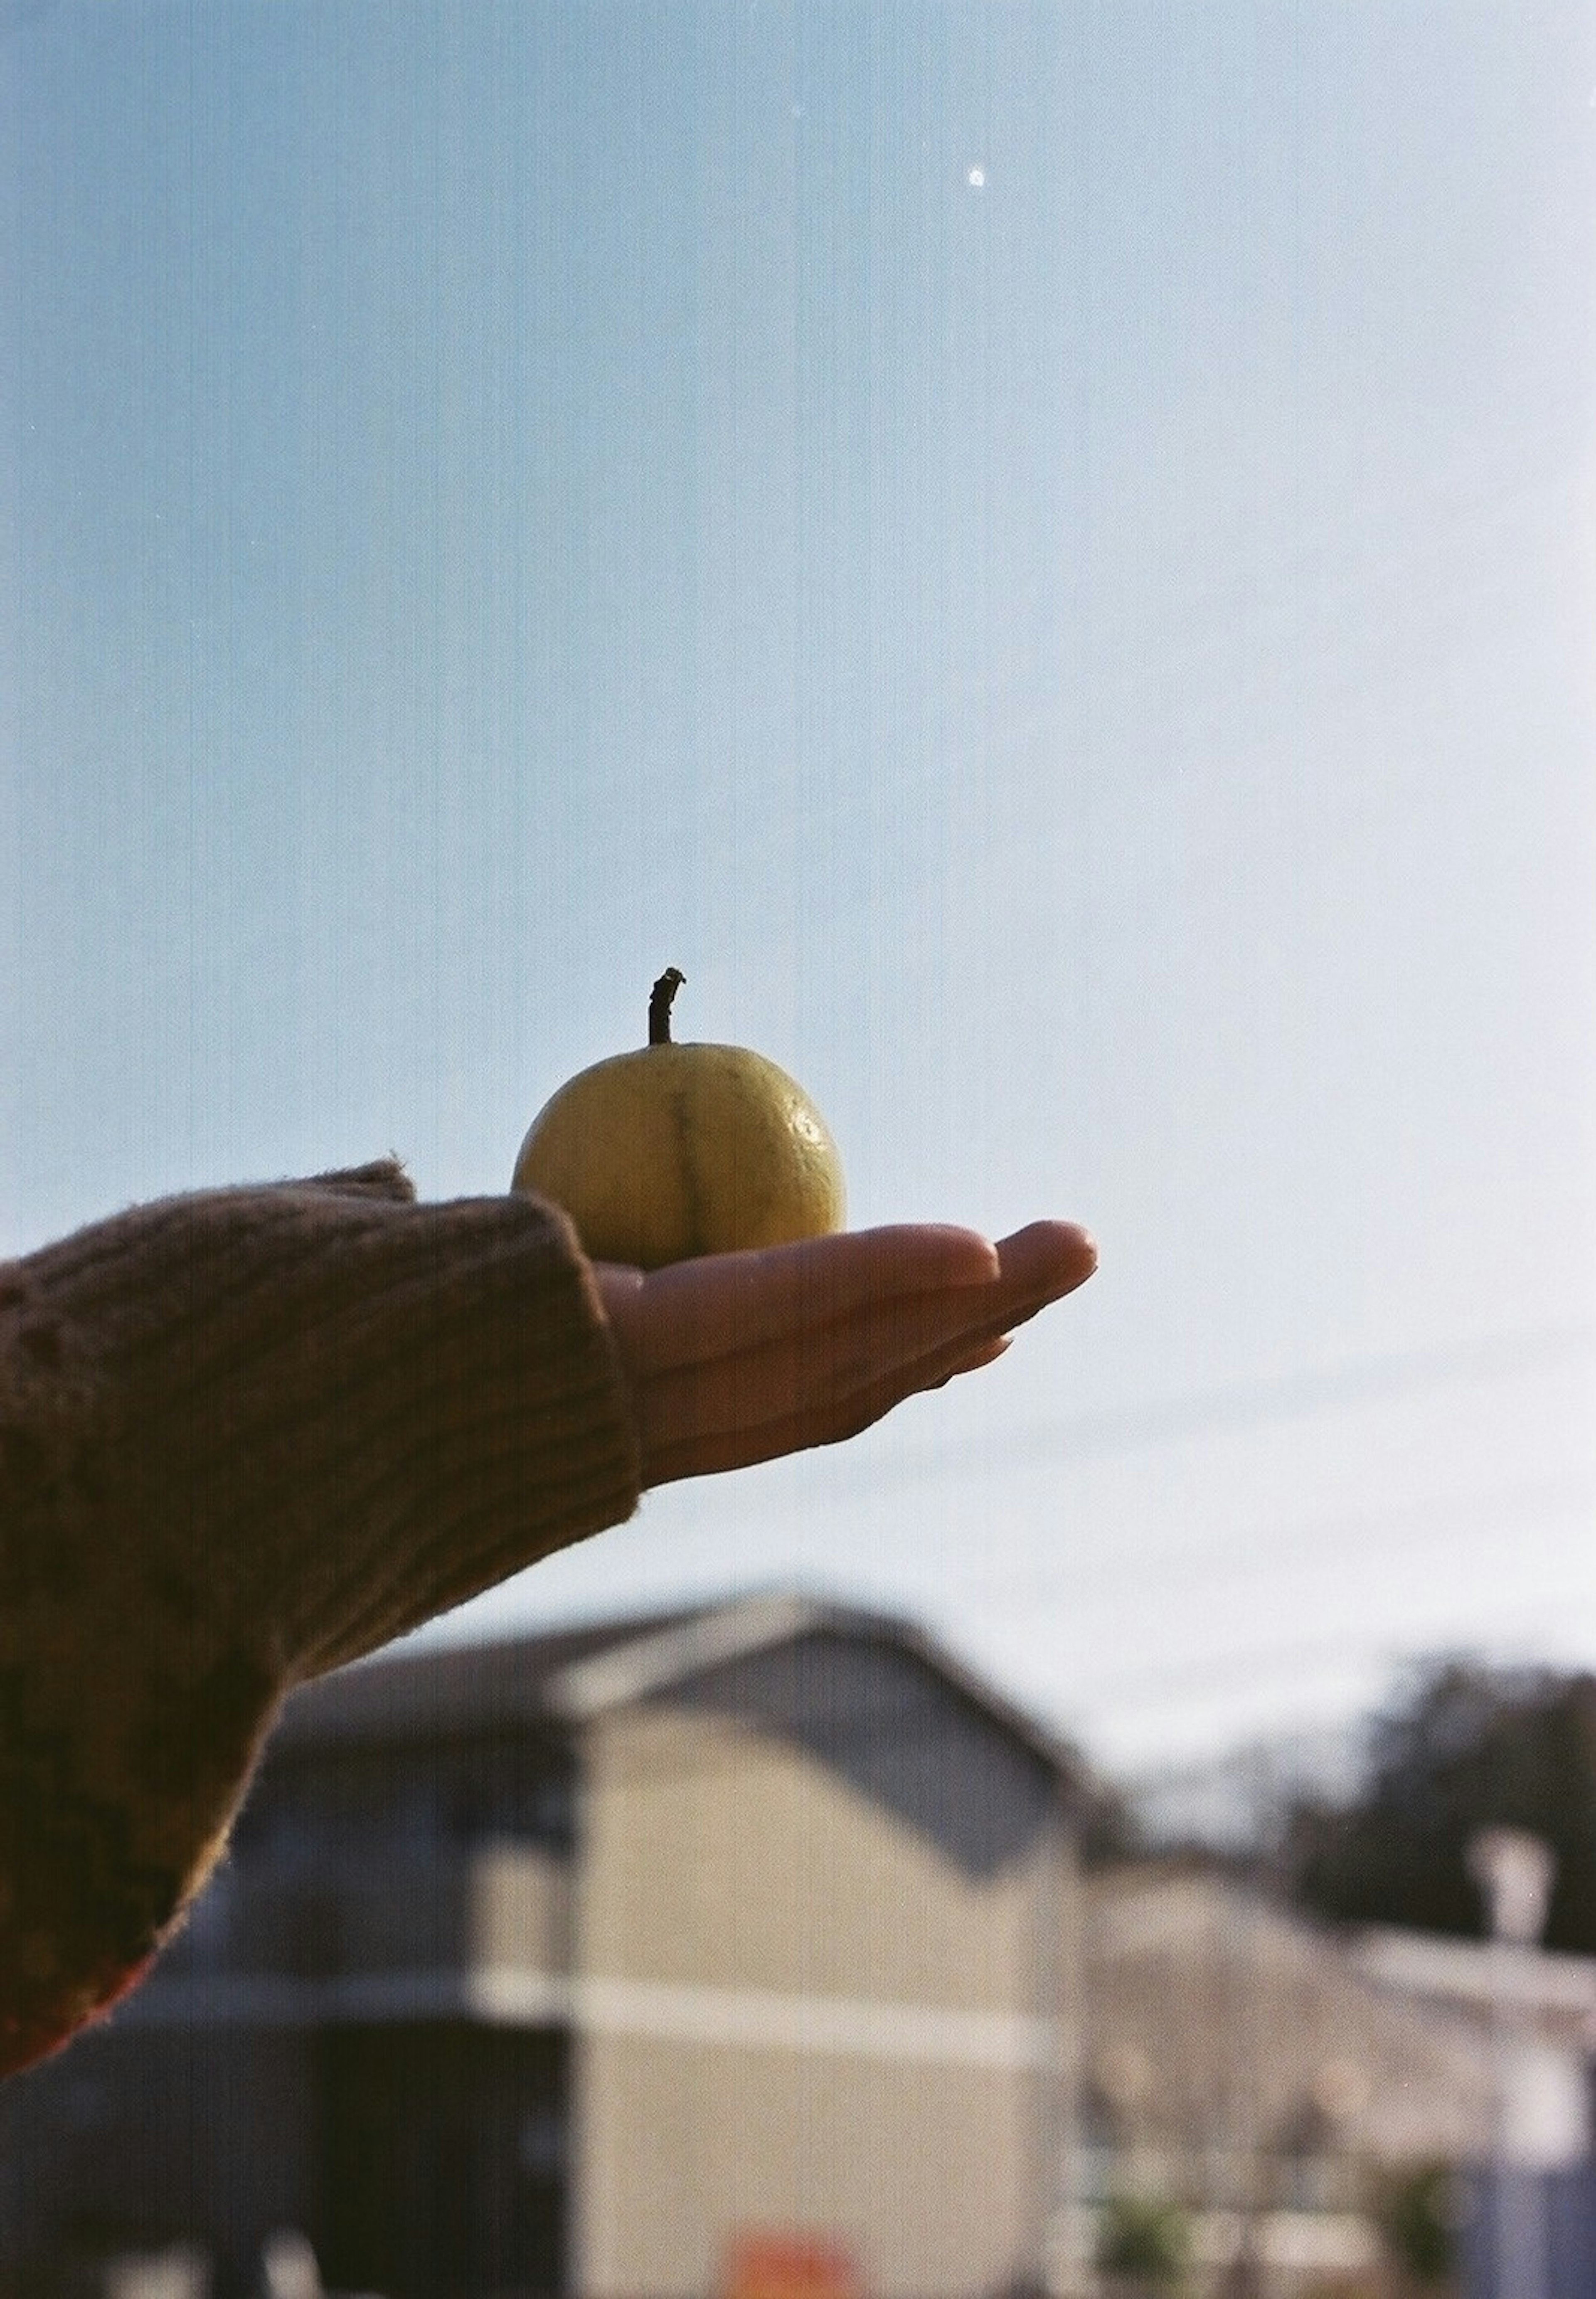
966, 165, 985, 188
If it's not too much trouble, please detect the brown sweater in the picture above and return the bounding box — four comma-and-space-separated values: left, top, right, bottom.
0, 1160, 641, 2078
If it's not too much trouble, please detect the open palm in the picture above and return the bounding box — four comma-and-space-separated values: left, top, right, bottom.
594, 1219, 1096, 1488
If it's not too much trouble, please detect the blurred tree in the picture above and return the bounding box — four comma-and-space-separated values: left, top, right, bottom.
1284, 1658, 1596, 1951
1093, 2194, 1192, 2292
1372, 2161, 1458, 2287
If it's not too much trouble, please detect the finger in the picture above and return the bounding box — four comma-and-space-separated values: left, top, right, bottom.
596, 1220, 1094, 1372
931, 1333, 1012, 1385
628, 1276, 1015, 1445
620, 1218, 1095, 1380
624, 1222, 1094, 1465
634, 1286, 1037, 1482
640, 1326, 1017, 1487
994, 1220, 1098, 1303
608, 1224, 1005, 1377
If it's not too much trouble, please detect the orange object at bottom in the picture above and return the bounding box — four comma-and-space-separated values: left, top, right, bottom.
724, 2232, 862, 2299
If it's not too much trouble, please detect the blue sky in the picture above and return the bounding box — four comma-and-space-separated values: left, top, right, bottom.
2, 0, 1594, 1773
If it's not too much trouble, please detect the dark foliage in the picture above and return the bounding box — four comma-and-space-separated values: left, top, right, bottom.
1094, 2194, 1192, 2289
1284, 1657, 1596, 1951
1374, 2161, 1458, 2284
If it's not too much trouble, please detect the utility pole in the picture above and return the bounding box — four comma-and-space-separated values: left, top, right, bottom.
1468, 1828, 1557, 2299
1222, 1742, 1278, 2299
1038, 1775, 1088, 2298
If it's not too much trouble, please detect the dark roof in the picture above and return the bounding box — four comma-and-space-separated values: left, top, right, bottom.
275, 1589, 1084, 1791
273, 1600, 709, 1747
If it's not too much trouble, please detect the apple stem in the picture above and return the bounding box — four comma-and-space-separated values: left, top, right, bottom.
649, 968, 686, 1045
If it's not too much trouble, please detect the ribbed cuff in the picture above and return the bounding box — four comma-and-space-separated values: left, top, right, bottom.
5, 1166, 642, 1836
0, 1165, 641, 2076
68, 1173, 641, 1680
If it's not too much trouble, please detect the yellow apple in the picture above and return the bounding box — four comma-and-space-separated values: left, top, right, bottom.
512, 969, 847, 1269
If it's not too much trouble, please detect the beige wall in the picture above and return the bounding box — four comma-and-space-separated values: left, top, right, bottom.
577, 2028, 1037, 2299
569, 1635, 1076, 2299
575, 1703, 1052, 2011
471, 1842, 574, 1975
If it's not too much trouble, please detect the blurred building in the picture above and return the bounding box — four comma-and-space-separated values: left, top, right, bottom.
1073, 1862, 1501, 2294
1352, 1924, 1596, 2299
0, 1593, 1081, 2299
1352, 1924, 1596, 2170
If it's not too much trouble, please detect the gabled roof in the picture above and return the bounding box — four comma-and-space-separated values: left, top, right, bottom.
274, 1587, 1083, 1787
273, 1599, 706, 1747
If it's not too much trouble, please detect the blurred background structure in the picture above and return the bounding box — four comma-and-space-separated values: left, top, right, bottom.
2, 1599, 1078, 2297
5, 1600, 1596, 2298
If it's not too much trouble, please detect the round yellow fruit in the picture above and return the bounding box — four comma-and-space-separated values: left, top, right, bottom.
512, 969, 847, 1269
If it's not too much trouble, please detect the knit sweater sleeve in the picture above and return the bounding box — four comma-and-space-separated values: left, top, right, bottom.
0, 1160, 641, 2076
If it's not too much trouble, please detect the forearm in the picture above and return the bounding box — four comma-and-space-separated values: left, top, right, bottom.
0, 1160, 640, 2075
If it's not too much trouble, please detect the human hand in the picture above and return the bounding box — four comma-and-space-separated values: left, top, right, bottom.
593, 1220, 1096, 1488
